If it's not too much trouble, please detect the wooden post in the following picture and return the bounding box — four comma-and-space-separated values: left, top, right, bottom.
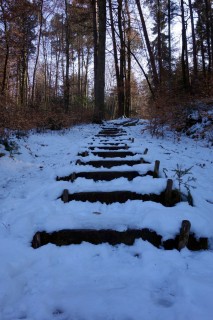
178, 220, 191, 250
164, 179, 173, 206
76, 159, 82, 165
70, 172, 76, 182
62, 189, 69, 203
32, 231, 41, 249
144, 148, 148, 154
153, 160, 160, 178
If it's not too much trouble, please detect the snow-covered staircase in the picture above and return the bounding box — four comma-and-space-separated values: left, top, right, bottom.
32, 120, 208, 250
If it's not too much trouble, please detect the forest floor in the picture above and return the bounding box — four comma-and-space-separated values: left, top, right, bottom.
0, 118, 213, 320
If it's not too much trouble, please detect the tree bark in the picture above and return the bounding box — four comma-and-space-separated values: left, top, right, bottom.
204, 0, 212, 72
93, 0, 106, 122
125, 0, 131, 117
188, 0, 198, 77
168, 0, 172, 82
0, 0, 9, 95
64, 0, 70, 113
157, 0, 162, 83
117, 0, 125, 117
31, 0, 43, 104
108, 0, 123, 117
135, 0, 159, 87
180, 0, 190, 91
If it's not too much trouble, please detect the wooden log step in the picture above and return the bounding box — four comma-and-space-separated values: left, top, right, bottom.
56, 170, 154, 182
75, 159, 149, 168
60, 189, 180, 206
98, 142, 129, 145
96, 133, 128, 137
32, 228, 162, 249
32, 228, 208, 251
99, 130, 125, 135
89, 146, 129, 150
91, 151, 136, 158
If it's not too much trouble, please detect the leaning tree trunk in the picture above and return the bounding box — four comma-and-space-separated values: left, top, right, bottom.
135, 0, 159, 88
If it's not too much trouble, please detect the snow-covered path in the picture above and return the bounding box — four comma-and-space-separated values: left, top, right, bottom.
0, 119, 213, 320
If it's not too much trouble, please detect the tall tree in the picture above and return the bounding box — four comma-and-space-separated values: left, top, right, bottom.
92, 0, 106, 122
180, 0, 190, 91
64, 0, 70, 112
188, 0, 198, 77
31, 0, 43, 105
0, 0, 10, 95
135, 0, 159, 88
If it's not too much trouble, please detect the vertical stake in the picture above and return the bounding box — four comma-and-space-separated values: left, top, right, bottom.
76, 159, 82, 165
71, 172, 76, 182
178, 220, 191, 250
165, 179, 173, 206
144, 148, 148, 155
32, 231, 41, 249
62, 189, 69, 203
153, 160, 160, 178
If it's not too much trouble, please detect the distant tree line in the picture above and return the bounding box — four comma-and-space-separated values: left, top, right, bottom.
0, 0, 213, 128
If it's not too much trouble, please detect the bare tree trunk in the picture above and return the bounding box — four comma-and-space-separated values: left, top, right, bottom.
31, 0, 43, 104
210, 0, 213, 71
93, 0, 106, 123
168, 0, 172, 83
64, 0, 70, 113
135, 0, 159, 87
157, 0, 162, 83
92, 0, 98, 111
117, 0, 125, 117
181, 0, 190, 91
188, 0, 197, 77
0, 0, 9, 95
125, 0, 131, 117
108, 0, 122, 117
204, 0, 212, 72
42, 34, 48, 109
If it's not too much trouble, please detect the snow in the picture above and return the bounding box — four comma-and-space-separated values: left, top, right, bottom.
0, 119, 213, 320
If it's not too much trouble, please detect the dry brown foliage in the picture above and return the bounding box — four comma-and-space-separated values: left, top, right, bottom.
144, 92, 191, 137
0, 96, 93, 137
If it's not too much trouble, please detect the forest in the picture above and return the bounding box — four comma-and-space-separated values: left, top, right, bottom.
0, 0, 213, 130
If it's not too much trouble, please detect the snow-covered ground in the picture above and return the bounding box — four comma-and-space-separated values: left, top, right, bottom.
0, 119, 213, 320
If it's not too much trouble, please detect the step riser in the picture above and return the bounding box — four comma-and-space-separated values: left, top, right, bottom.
57, 171, 153, 182
32, 229, 208, 251
92, 152, 136, 158
60, 190, 180, 206
76, 160, 149, 168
